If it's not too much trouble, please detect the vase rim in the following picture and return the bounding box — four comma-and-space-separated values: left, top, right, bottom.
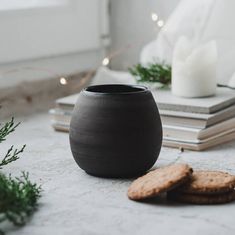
83, 84, 149, 95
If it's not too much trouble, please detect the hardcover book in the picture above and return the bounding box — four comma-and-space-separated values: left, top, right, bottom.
152, 87, 235, 114
57, 87, 235, 114
50, 87, 235, 151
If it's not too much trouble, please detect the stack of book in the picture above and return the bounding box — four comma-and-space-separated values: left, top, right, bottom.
49, 87, 235, 151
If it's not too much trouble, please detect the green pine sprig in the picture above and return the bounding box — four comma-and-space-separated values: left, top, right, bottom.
0, 118, 41, 234
0, 145, 26, 169
129, 62, 171, 88
0, 117, 26, 169
0, 172, 41, 226
0, 118, 20, 144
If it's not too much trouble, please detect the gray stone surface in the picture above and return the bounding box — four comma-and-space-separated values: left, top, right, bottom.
1, 113, 235, 235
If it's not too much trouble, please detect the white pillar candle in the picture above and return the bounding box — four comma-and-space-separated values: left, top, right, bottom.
172, 36, 218, 98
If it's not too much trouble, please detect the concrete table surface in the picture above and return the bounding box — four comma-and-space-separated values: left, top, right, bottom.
1, 113, 235, 235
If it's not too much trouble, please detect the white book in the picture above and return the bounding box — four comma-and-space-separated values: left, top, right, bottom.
56, 87, 235, 114
56, 93, 78, 110
163, 131, 235, 151
51, 121, 70, 132
163, 117, 235, 142
49, 107, 235, 142
50, 104, 235, 129
50, 106, 235, 130
50, 107, 235, 141
160, 104, 235, 128
49, 109, 72, 124
152, 87, 235, 114
50, 120, 235, 151
50, 115, 235, 143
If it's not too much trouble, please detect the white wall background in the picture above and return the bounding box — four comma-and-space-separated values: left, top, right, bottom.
0, 0, 108, 86
109, 0, 179, 70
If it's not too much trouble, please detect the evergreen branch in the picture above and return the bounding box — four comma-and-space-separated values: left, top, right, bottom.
0, 118, 41, 234
0, 172, 41, 227
0, 145, 26, 169
129, 62, 171, 88
0, 118, 20, 144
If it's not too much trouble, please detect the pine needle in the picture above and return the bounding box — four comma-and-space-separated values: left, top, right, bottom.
0, 118, 41, 234
129, 62, 171, 88
0, 118, 20, 144
0, 172, 41, 226
0, 145, 26, 169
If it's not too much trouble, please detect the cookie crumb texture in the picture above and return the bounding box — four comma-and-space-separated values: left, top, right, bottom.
174, 171, 235, 195
127, 164, 193, 200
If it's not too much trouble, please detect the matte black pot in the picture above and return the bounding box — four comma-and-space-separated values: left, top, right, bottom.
69, 84, 162, 178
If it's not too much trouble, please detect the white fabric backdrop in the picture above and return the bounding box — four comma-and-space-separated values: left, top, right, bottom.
141, 0, 235, 85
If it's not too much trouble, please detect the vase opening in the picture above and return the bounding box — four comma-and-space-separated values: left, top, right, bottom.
84, 84, 147, 94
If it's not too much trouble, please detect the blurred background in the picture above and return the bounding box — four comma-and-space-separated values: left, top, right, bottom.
0, 0, 180, 117
109, 0, 178, 69
2, 0, 235, 118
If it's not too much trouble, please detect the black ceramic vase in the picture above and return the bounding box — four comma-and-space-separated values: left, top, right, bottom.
69, 84, 162, 178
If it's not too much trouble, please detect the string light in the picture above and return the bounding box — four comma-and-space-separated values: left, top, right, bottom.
101, 13, 164, 69
157, 20, 164, 28
0, 66, 70, 85
60, 77, 68, 85
151, 13, 158, 22
102, 57, 110, 66
0, 12, 164, 85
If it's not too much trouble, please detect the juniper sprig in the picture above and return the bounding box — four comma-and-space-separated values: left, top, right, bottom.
0, 145, 26, 169
0, 172, 41, 226
129, 62, 171, 88
0, 118, 41, 234
0, 118, 20, 144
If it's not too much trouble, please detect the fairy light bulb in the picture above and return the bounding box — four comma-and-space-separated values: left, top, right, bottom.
151, 13, 158, 22
157, 20, 164, 28
60, 77, 67, 85
102, 57, 110, 66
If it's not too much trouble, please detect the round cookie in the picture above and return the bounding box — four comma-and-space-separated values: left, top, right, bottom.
127, 164, 193, 200
168, 190, 235, 204
173, 171, 235, 195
